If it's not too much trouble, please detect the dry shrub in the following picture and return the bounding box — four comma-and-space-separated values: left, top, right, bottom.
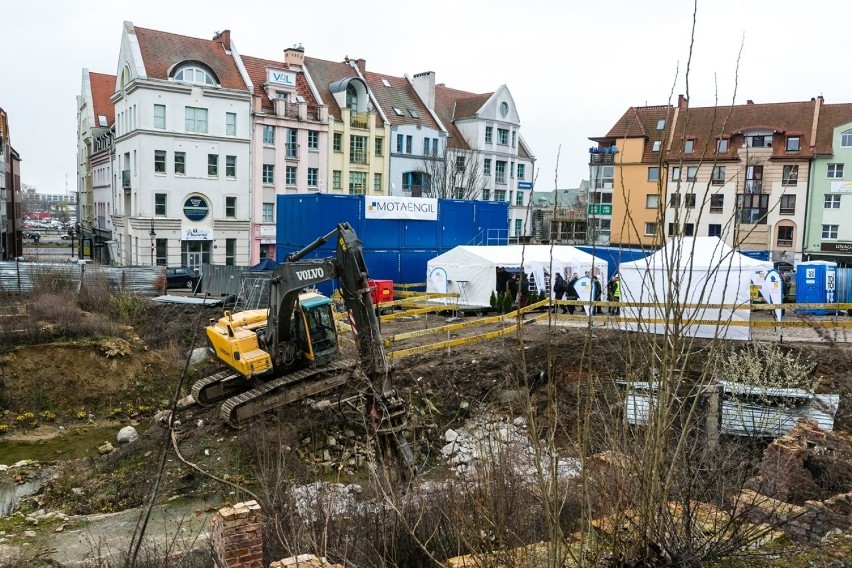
78, 268, 118, 315
28, 263, 76, 293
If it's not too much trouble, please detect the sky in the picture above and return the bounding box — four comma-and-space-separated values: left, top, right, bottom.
2, 0, 848, 195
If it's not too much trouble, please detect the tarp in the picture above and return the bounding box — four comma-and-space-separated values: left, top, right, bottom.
250, 259, 279, 271
426, 245, 608, 308
618, 237, 772, 341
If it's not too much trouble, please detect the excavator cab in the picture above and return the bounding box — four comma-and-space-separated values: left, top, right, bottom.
294, 292, 339, 363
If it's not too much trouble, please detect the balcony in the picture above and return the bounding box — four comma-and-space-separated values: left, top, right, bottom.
350, 112, 369, 129
589, 153, 615, 165
307, 106, 320, 121
284, 102, 300, 119
121, 170, 131, 188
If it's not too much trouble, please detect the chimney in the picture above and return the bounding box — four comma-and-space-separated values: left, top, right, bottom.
747, 99, 754, 105
412, 71, 436, 110
677, 94, 688, 110
284, 44, 304, 68
355, 58, 366, 73
213, 30, 231, 51
810, 94, 823, 147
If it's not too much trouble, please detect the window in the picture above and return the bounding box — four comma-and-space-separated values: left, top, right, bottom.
154, 193, 166, 216
652, 140, 661, 152
646, 194, 659, 209
433, 138, 439, 155
667, 223, 694, 236
396, 134, 403, 153
494, 189, 506, 201
175, 152, 186, 175
482, 188, 491, 200
262, 164, 274, 184
779, 194, 796, 215
262, 202, 274, 223
495, 161, 506, 183
333, 133, 342, 152
717, 138, 728, 153
225, 155, 236, 178
684, 139, 694, 153
225, 238, 236, 266
749, 135, 769, 148
349, 171, 366, 195
263, 125, 274, 145
512, 131, 516, 148
685, 193, 696, 208
225, 196, 236, 218
514, 219, 522, 236
777, 226, 794, 247
453, 187, 465, 199
737, 193, 769, 224
822, 224, 839, 239
497, 128, 509, 145
423, 138, 430, 156
225, 112, 236, 136
484, 159, 491, 175
207, 154, 218, 177
154, 104, 166, 129
656, 118, 665, 130
374, 137, 383, 156
485, 126, 493, 144
155, 239, 167, 266
670, 194, 681, 208
456, 156, 466, 169
828, 163, 844, 178
843, 130, 852, 147
333, 170, 341, 189
671, 167, 681, 181
648, 167, 660, 182
286, 165, 296, 186
173, 65, 215, 85
515, 191, 524, 206
308, 130, 318, 149
711, 166, 725, 184
406, 135, 413, 154
710, 194, 724, 213
374, 173, 382, 192
782, 165, 799, 186
154, 150, 166, 174
286, 129, 298, 157
517, 164, 525, 179
686, 166, 698, 181
644, 222, 657, 236
409, 109, 419, 119
185, 107, 208, 133
786, 136, 800, 151
708, 224, 722, 237
825, 194, 841, 208
402, 171, 425, 196
308, 168, 318, 187
350, 135, 368, 163
391, 107, 403, 116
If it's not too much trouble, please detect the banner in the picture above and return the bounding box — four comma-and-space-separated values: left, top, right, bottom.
757, 268, 784, 321
574, 275, 593, 316
365, 196, 438, 220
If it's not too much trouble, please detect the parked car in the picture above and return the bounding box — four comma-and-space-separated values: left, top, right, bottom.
165, 266, 199, 290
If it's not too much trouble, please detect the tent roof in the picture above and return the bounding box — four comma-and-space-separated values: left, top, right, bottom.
619, 237, 772, 271
434, 245, 607, 267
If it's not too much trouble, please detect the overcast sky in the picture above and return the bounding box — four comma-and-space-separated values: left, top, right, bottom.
2, 0, 847, 195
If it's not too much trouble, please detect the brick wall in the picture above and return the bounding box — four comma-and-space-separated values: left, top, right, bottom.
210, 500, 264, 568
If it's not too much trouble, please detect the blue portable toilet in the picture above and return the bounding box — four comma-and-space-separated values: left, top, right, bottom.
795, 261, 837, 315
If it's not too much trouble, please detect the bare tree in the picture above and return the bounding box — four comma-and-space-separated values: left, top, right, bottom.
416, 143, 485, 199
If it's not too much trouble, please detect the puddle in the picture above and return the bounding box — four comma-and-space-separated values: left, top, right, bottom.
0, 424, 148, 464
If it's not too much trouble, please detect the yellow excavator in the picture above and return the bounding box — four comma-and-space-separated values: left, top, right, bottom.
192, 222, 413, 475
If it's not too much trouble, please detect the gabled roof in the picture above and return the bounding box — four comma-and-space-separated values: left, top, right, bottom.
434, 85, 487, 151
362, 71, 441, 131
302, 56, 361, 121
132, 26, 247, 90
453, 92, 492, 121
89, 71, 116, 126
666, 100, 818, 161
813, 103, 852, 155
592, 105, 674, 164
240, 54, 319, 113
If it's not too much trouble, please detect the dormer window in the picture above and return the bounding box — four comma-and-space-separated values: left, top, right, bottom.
717, 138, 729, 153
786, 136, 801, 152
684, 139, 694, 153
172, 64, 217, 86
656, 118, 665, 130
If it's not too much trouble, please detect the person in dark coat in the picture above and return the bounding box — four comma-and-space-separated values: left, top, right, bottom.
518, 273, 530, 310
552, 273, 567, 313
592, 275, 602, 314
507, 273, 519, 305
566, 273, 579, 315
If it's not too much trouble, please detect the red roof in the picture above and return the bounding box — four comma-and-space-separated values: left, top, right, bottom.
434, 85, 494, 151
89, 71, 116, 126
240, 54, 319, 112
132, 26, 247, 91
362, 71, 441, 130
302, 56, 361, 121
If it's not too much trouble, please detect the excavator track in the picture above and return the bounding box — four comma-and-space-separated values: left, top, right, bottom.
220, 359, 357, 428
191, 370, 245, 406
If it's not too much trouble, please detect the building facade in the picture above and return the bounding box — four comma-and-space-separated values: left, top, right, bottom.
0, 107, 22, 261
110, 23, 252, 268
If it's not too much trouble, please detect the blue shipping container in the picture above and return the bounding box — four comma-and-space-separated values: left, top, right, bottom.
275, 194, 508, 285
795, 261, 837, 315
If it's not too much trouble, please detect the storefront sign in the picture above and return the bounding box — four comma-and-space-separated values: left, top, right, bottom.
365, 196, 438, 220
830, 181, 852, 193
182, 227, 213, 241
820, 242, 852, 253
183, 196, 209, 222
267, 69, 296, 88
259, 225, 276, 244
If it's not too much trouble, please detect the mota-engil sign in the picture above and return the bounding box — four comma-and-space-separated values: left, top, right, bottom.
365, 196, 438, 220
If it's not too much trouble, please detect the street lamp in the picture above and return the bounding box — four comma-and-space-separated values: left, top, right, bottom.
149, 218, 156, 266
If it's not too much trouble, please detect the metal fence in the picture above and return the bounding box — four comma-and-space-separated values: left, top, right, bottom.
0, 261, 161, 294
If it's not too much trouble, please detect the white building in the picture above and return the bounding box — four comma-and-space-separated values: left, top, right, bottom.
110, 23, 252, 267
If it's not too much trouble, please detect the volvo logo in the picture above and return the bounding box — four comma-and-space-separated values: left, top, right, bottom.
296, 268, 324, 281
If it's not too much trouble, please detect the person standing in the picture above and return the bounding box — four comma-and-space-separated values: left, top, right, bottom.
592, 275, 602, 314
611, 274, 621, 315
518, 273, 530, 311
552, 273, 567, 313
566, 273, 579, 314
507, 273, 518, 306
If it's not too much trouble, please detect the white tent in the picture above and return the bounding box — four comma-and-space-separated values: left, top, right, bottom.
618, 237, 772, 341
426, 245, 608, 308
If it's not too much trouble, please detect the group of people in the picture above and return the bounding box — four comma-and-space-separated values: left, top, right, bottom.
496, 267, 621, 315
